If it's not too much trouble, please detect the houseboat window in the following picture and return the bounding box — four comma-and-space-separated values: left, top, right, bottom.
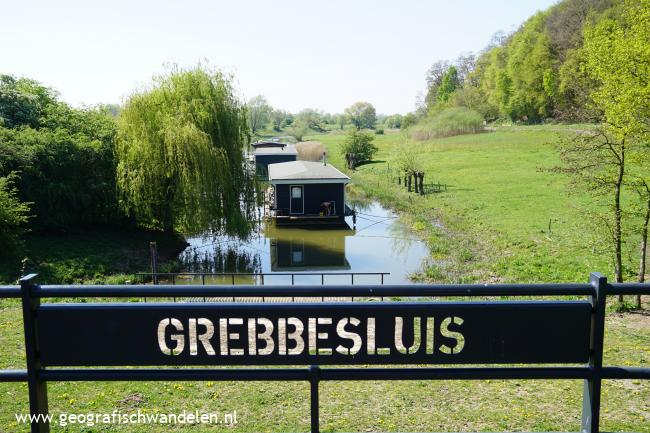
291, 186, 302, 199
292, 250, 303, 263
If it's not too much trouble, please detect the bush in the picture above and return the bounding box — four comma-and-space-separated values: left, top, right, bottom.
0, 75, 122, 231
409, 107, 484, 140
340, 129, 378, 163
287, 124, 310, 142
375, 128, 384, 135
401, 112, 418, 129
295, 141, 326, 161
0, 173, 31, 256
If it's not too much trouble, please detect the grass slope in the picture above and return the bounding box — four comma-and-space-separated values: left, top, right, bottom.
312, 125, 637, 284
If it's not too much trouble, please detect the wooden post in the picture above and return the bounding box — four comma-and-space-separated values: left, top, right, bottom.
419, 172, 425, 195
149, 242, 158, 285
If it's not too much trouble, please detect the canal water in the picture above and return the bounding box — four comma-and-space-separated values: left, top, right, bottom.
178, 201, 429, 285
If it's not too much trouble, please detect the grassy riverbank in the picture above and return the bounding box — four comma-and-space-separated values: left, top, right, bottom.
0, 302, 648, 432
0, 228, 187, 285
312, 125, 636, 285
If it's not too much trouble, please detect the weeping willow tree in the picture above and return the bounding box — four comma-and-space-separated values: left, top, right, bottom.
116, 66, 256, 237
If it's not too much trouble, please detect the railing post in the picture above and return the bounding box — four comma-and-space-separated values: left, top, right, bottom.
582, 272, 607, 433
20, 274, 49, 433
309, 365, 320, 433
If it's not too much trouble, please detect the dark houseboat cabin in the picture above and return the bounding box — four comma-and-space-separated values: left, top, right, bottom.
253, 143, 297, 179
268, 160, 351, 225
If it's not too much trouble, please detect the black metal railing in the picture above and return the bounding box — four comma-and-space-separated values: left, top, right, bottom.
135, 271, 390, 286
0, 273, 648, 433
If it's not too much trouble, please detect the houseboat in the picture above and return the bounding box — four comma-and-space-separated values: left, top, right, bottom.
267, 160, 352, 225
253, 143, 297, 178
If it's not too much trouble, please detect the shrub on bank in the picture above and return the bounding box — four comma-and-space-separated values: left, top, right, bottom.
295, 141, 326, 161
409, 107, 483, 140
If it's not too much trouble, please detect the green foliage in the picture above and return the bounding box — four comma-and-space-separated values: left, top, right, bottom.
0, 75, 121, 231
0, 74, 58, 128
401, 113, 418, 129
583, 0, 650, 140
383, 114, 403, 129
375, 128, 384, 135
409, 108, 483, 140
437, 66, 459, 103
287, 124, 310, 141
270, 108, 291, 131
247, 95, 272, 132
340, 128, 377, 162
392, 140, 423, 175
423, 0, 623, 123
344, 102, 377, 129
0, 173, 31, 256
294, 108, 326, 132
116, 65, 255, 236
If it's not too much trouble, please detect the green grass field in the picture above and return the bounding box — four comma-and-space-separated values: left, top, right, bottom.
310, 125, 643, 285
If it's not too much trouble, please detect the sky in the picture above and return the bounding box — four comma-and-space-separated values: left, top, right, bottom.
1, 0, 559, 115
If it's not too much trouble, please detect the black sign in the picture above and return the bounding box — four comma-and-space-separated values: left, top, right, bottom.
37, 301, 591, 366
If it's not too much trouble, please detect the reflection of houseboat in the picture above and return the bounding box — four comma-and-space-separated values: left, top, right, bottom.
253, 143, 297, 179
267, 225, 353, 271
267, 160, 353, 225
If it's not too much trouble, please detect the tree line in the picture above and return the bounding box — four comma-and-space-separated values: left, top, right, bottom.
0, 66, 258, 261
418, 0, 633, 124
551, 0, 649, 305
246, 96, 406, 138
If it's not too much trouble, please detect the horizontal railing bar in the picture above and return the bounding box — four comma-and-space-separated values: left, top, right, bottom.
35, 367, 595, 382
135, 272, 391, 276
606, 283, 650, 295
2, 367, 645, 383
35, 284, 595, 298
601, 367, 650, 379
0, 369, 28, 382
0, 286, 20, 298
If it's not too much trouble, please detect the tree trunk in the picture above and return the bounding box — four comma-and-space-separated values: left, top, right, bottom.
638, 193, 649, 309
614, 145, 625, 302
419, 172, 425, 195
407, 174, 412, 192
414, 173, 419, 193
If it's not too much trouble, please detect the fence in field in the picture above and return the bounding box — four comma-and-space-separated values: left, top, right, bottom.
0, 272, 648, 433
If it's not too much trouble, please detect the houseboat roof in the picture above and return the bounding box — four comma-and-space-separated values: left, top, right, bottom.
251, 140, 290, 148
268, 161, 350, 184
253, 144, 298, 156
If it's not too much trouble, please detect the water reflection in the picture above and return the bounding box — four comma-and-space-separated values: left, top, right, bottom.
267, 225, 352, 271
180, 201, 428, 284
